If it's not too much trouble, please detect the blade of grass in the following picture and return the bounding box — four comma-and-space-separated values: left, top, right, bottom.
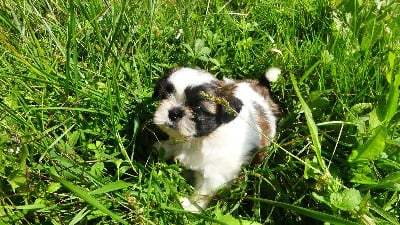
66, 0, 77, 94
31, 4, 65, 57
39, 124, 75, 162
246, 197, 359, 225
69, 207, 90, 225
90, 180, 133, 195
48, 167, 128, 225
13, 204, 47, 210
30, 106, 109, 115
299, 60, 322, 84
370, 200, 400, 225
161, 205, 230, 225
116, 132, 137, 174
290, 73, 330, 176
0, 33, 50, 79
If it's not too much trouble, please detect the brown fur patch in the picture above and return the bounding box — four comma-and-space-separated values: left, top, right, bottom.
241, 79, 280, 164
217, 82, 236, 98
201, 100, 217, 114
230, 79, 280, 119
254, 103, 272, 147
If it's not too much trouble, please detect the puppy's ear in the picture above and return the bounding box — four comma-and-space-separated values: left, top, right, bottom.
152, 77, 175, 100
216, 84, 242, 124
153, 68, 181, 99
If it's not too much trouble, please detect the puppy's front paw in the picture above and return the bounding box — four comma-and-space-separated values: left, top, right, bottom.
180, 197, 201, 213
179, 196, 209, 213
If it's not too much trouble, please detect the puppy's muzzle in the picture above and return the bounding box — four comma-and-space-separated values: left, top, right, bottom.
168, 107, 185, 123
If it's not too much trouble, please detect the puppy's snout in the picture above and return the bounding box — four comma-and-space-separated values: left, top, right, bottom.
168, 107, 184, 122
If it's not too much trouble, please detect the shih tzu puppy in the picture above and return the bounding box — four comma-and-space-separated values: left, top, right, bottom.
153, 67, 280, 212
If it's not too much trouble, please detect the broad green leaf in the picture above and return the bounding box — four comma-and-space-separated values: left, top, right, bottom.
183, 43, 194, 56
68, 131, 80, 147
384, 73, 399, 123
7, 171, 26, 192
304, 156, 321, 179
89, 162, 105, 178
312, 192, 330, 206
388, 52, 395, 71
194, 39, 211, 60
387, 51, 395, 83
161, 205, 229, 225
367, 172, 400, 191
308, 91, 330, 110
350, 164, 378, 184
330, 189, 361, 211
213, 210, 262, 225
7, 144, 29, 191
348, 126, 387, 162
349, 103, 373, 116
213, 211, 241, 225
47, 182, 62, 193
369, 108, 383, 131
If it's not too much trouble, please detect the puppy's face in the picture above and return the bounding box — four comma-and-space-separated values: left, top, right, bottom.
153, 68, 242, 138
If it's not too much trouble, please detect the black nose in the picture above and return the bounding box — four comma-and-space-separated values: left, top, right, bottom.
168, 107, 184, 122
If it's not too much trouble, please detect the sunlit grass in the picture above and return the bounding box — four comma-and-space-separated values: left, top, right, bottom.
0, 0, 399, 224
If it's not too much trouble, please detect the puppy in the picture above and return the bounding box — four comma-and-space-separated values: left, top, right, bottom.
153, 67, 280, 212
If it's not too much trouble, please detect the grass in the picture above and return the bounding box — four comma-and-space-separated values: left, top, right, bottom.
0, 0, 399, 224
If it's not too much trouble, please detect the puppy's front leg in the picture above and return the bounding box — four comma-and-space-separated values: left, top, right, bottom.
181, 170, 228, 212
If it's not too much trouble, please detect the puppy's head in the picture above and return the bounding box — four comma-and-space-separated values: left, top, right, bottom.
153, 68, 242, 138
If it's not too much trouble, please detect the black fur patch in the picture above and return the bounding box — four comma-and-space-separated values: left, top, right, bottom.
184, 82, 242, 137
184, 83, 219, 137
153, 77, 175, 100
216, 95, 242, 124
185, 83, 217, 108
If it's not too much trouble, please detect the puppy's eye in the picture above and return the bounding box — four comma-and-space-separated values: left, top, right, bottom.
191, 105, 202, 115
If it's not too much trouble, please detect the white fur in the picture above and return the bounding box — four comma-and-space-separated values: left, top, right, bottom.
154, 67, 278, 212
158, 102, 259, 211
235, 82, 277, 139
265, 67, 281, 82
168, 68, 217, 102
153, 96, 196, 138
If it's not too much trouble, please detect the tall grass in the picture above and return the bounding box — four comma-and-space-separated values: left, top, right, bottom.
0, 0, 399, 224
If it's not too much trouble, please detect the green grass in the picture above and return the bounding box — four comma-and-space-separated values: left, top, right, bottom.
0, 0, 399, 224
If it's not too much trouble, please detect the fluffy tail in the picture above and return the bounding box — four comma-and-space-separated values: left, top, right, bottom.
260, 67, 281, 87
265, 67, 281, 82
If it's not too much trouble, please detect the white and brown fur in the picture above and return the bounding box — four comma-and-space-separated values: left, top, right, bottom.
153, 67, 280, 212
